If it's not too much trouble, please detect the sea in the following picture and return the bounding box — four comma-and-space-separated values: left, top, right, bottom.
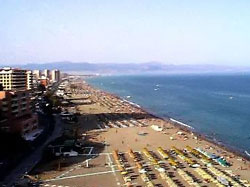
86, 74, 250, 155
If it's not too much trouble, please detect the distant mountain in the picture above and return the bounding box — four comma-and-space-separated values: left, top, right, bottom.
1, 62, 250, 74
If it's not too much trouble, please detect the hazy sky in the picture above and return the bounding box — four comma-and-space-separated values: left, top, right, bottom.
0, 0, 250, 65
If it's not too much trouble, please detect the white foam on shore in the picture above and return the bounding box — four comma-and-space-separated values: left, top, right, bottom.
123, 99, 141, 108
245, 151, 250, 157
170, 118, 194, 129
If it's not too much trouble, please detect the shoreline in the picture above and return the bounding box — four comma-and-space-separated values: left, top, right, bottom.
85, 80, 250, 162
30, 79, 250, 186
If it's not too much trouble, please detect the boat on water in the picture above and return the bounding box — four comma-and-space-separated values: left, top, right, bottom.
126, 95, 131, 99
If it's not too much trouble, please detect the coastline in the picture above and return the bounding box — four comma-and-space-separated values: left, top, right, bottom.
86, 80, 250, 162
31, 79, 250, 186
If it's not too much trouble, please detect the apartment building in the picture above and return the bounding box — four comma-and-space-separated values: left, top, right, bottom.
0, 67, 38, 139
0, 89, 38, 135
33, 69, 41, 80
51, 69, 60, 82
43, 69, 50, 79
0, 67, 27, 91
0, 67, 34, 91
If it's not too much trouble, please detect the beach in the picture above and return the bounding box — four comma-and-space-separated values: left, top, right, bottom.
31, 79, 250, 187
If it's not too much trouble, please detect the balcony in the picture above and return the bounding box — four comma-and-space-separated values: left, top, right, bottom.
11, 97, 18, 101
12, 80, 26, 82
1, 107, 8, 112
11, 103, 18, 107
12, 74, 26, 77
21, 106, 27, 110
12, 109, 18, 114
21, 96, 28, 100
0, 126, 10, 131
2, 101, 8, 105
0, 118, 8, 123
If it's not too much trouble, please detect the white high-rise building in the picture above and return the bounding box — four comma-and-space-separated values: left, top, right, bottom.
51, 69, 60, 82
32, 70, 41, 80
43, 69, 50, 79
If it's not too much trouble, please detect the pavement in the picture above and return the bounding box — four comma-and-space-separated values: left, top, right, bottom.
1, 115, 63, 187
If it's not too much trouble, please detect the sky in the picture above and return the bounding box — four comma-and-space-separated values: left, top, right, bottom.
0, 0, 250, 66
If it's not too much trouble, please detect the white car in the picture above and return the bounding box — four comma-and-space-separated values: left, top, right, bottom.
63, 151, 78, 157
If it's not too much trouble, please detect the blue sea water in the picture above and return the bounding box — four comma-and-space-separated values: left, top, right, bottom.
86, 74, 250, 154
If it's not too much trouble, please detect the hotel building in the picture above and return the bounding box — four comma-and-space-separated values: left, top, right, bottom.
0, 67, 27, 91
0, 67, 38, 139
0, 90, 38, 135
0, 67, 33, 91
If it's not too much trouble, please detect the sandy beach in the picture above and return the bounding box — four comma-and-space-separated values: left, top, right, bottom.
31, 79, 250, 187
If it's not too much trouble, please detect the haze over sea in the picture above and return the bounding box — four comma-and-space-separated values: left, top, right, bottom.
87, 74, 250, 155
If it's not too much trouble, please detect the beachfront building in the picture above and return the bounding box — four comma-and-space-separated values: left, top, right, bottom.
0, 67, 34, 91
51, 69, 60, 82
0, 89, 38, 136
0, 67, 27, 91
0, 67, 39, 140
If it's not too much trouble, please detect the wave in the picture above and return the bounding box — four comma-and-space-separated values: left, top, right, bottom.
245, 151, 250, 157
122, 99, 141, 108
170, 118, 194, 129
212, 91, 250, 99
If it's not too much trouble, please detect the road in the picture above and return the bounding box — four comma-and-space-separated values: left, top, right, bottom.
1, 115, 63, 187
